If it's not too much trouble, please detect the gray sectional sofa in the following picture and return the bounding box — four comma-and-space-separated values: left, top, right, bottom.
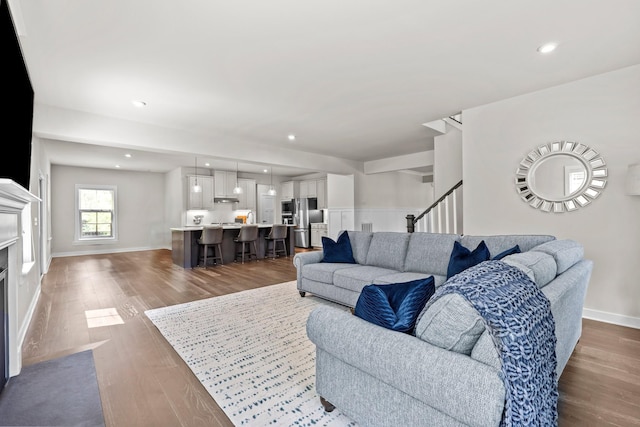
294, 231, 592, 427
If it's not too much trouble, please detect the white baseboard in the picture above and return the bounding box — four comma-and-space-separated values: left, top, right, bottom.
13, 282, 42, 376
52, 245, 168, 258
583, 308, 640, 329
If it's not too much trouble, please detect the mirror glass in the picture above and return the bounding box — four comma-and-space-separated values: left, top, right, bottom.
515, 141, 607, 213
529, 154, 586, 201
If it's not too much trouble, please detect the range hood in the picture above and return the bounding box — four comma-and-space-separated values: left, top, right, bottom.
214, 197, 239, 204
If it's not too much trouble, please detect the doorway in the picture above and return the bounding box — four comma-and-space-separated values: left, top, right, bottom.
257, 184, 276, 224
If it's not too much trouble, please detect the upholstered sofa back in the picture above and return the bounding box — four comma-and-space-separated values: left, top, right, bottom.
365, 232, 411, 271
460, 234, 555, 254
345, 231, 557, 278
345, 231, 373, 265
403, 233, 460, 277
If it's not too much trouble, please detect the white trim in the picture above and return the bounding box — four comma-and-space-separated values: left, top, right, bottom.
21, 260, 35, 275
0, 179, 40, 377
72, 237, 119, 246
15, 282, 42, 375
52, 245, 168, 258
583, 308, 640, 330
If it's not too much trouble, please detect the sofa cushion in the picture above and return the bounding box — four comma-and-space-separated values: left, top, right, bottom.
461, 234, 556, 256
373, 271, 444, 288
531, 239, 584, 274
501, 252, 557, 288
365, 232, 411, 271
492, 244, 521, 260
354, 277, 435, 333
334, 265, 400, 293
302, 263, 359, 284
446, 240, 490, 279
346, 231, 374, 265
321, 232, 356, 264
403, 233, 461, 276
414, 293, 485, 355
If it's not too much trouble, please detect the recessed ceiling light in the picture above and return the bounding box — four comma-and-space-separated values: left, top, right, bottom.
115, 165, 121, 168
263, 169, 268, 173
205, 162, 210, 167
124, 153, 132, 158
131, 100, 147, 108
288, 134, 296, 141
537, 42, 558, 54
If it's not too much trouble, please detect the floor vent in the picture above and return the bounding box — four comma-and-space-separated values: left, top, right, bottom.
361, 223, 373, 232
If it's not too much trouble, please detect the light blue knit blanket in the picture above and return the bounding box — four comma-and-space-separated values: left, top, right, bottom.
435, 260, 558, 426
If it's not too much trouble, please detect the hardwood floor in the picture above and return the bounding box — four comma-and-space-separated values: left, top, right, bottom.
20, 249, 640, 427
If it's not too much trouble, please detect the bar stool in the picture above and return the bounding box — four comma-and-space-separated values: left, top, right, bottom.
265, 224, 288, 259
233, 225, 259, 263
198, 226, 224, 267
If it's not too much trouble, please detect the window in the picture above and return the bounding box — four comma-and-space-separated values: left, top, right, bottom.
564, 165, 586, 196
75, 185, 117, 242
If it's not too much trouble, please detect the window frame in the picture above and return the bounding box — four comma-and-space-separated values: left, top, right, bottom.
74, 184, 118, 243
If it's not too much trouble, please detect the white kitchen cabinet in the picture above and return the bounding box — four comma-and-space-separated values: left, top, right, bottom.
214, 170, 238, 198
187, 175, 214, 209
299, 179, 326, 208
236, 178, 256, 210
299, 179, 318, 198
280, 181, 298, 201
310, 223, 328, 248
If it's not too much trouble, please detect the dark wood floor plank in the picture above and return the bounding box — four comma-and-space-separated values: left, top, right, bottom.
20, 248, 640, 426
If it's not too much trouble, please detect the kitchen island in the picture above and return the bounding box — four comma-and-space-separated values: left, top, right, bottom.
170, 224, 296, 268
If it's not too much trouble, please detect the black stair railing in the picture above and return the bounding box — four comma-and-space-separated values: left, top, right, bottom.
406, 180, 463, 233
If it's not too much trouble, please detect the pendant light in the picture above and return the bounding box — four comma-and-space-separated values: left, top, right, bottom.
267, 167, 277, 196
233, 162, 243, 194
192, 157, 202, 193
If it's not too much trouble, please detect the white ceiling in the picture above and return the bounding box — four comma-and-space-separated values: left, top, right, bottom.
9, 0, 640, 174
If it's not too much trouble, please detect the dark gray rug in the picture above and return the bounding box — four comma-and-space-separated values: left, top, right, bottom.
0, 350, 105, 427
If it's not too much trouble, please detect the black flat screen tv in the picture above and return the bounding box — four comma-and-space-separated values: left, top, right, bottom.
2, 0, 33, 190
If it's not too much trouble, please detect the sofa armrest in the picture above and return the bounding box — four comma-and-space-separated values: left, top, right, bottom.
293, 251, 325, 283
293, 251, 324, 270
307, 305, 505, 427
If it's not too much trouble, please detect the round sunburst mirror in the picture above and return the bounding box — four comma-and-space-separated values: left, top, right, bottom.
515, 141, 608, 213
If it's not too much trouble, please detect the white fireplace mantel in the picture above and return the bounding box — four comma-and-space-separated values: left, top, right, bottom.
0, 178, 40, 377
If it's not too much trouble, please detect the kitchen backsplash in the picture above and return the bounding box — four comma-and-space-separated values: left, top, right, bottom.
186, 205, 253, 226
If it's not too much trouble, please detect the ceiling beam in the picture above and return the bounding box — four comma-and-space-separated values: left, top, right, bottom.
363, 151, 434, 175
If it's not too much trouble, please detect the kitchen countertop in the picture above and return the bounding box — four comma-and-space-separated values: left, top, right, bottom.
171, 224, 294, 231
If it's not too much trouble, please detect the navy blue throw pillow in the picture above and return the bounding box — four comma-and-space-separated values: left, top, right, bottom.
354, 277, 435, 333
321, 232, 356, 263
446, 240, 490, 279
492, 244, 521, 260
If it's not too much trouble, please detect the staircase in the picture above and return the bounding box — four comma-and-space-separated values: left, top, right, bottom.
406, 113, 463, 234
407, 180, 463, 234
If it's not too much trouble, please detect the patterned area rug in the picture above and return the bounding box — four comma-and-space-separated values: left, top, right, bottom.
145, 281, 357, 427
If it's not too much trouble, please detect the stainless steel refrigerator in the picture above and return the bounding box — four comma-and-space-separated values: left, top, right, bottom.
293, 198, 323, 248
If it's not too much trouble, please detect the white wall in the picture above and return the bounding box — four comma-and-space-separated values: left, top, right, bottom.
165, 167, 185, 238
354, 170, 433, 232
434, 127, 462, 197
51, 165, 167, 256
463, 64, 640, 326
327, 174, 354, 239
